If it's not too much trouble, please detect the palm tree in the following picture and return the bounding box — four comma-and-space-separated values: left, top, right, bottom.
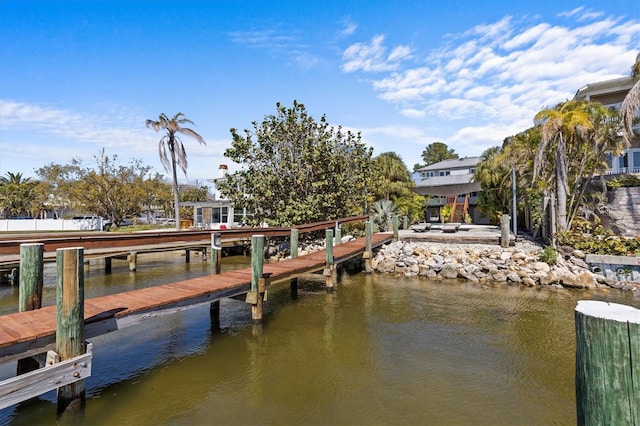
620, 53, 640, 146
533, 100, 593, 232
145, 113, 206, 230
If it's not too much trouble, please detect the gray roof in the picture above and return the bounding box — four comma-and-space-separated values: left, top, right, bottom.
416, 156, 481, 172
412, 173, 482, 196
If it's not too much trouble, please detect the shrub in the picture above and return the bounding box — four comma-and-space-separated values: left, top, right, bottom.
557, 224, 640, 256
539, 246, 558, 265
607, 175, 640, 189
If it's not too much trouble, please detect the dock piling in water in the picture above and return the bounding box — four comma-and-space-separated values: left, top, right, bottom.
290, 229, 299, 298
575, 300, 640, 425
250, 235, 265, 322
325, 229, 335, 291
17, 243, 44, 375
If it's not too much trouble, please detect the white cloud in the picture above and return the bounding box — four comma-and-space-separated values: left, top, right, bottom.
341, 8, 639, 149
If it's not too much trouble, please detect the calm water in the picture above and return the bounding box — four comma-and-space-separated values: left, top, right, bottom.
1, 252, 638, 425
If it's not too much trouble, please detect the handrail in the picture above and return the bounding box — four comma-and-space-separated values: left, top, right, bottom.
0, 215, 369, 255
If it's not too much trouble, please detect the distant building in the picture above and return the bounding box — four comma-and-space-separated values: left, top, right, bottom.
413, 157, 488, 223
574, 75, 640, 174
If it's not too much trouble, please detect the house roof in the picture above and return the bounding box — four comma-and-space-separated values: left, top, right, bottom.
411, 174, 482, 196
416, 156, 481, 172
574, 76, 634, 100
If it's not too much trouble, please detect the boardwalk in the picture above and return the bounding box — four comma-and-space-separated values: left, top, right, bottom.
0, 232, 392, 362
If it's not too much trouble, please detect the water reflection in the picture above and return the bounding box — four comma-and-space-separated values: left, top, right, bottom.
1, 252, 638, 425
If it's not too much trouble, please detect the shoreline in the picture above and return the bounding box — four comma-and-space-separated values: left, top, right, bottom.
370, 239, 640, 293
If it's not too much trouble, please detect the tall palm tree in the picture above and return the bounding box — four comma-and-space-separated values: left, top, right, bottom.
533, 100, 593, 232
145, 113, 206, 230
620, 53, 640, 146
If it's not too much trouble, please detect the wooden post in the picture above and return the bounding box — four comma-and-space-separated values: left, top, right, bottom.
364, 220, 373, 273
210, 233, 222, 330
185, 249, 191, 263
128, 251, 137, 272
290, 229, 299, 299
325, 229, 335, 291
403, 216, 408, 230
17, 243, 44, 375
56, 247, 86, 417
334, 222, 342, 246
104, 257, 112, 274
392, 215, 399, 241
19, 243, 44, 312
575, 301, 640, 425
250, 235, 265, 322
500, 214, 510, 248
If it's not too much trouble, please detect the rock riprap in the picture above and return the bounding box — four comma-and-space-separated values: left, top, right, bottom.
371, 239, 638, 292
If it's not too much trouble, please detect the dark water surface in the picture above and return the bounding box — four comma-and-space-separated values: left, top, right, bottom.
1, 252, 638, 425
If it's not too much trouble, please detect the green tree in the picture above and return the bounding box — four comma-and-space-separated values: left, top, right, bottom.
219, 101, 373, 226
371, 152, 425, 223
0, 172, 46, 218
37, 151, 156, 227
474, 146, 511, 224
415, 142, 459, 170
145, 112, 206, 230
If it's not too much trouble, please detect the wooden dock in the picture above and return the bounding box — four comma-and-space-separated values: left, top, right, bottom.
0, 232, 392, 362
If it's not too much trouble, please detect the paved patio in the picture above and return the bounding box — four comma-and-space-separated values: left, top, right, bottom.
397, 224, 515, 245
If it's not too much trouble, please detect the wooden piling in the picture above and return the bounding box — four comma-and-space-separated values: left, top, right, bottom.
19, 243, 44, 312
185, 249, 191, 263
17, 243, 44, 375
334, 223, 342, 246
364, 220, 373, 273
575, 300, 639, 426
325, 229, 335, 291
104, 257, 112, 274
56, 247, 86, 416
250, 235, 265, 322
392, 215, 399, 241
210, 233, 222, 330
128, 251, 137, 271
500, 214, 510, 248
290, 229, 299, 299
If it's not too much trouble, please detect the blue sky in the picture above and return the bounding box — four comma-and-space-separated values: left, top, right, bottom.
1, 0, 639, 184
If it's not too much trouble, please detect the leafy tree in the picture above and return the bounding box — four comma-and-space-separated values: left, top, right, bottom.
0, 172, 47, 218
474, 146, 511, 224
219, 101, 373, 226
370, 152, 425, 223
37, 151, 157, 227
146, 112, 206, 230
415, 142, 459, 170
620, 53, 640, 146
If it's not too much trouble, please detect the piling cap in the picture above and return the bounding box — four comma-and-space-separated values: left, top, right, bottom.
576, 300, 640, 324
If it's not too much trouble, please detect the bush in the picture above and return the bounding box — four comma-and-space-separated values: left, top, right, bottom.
539, 246, 558, 265
607, 175, 640, 189
557, 224, 640, 256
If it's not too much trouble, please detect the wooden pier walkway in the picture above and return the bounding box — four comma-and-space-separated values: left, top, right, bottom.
0, 232, 392, 362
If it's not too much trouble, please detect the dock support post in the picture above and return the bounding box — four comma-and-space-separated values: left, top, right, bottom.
325, 229, 335, 291
290, 229, 299, 299
210, 233, 222, 330
334, 222, 342, 246
364, 220, 373, 273
185, 249, 191, 263
500, 214, 510, 248
104, 257, 112, 274
575, 301, 640, 425
392, 215, 399, 241
403, 216, 408, 230
56, 247, 86, 418
128, 251, 137, 271
17, 243, 44, 375
250, 235, 265, 322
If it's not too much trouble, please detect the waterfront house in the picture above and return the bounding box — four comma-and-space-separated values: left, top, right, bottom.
573, 75, 640, 174
412, 157, 487, 223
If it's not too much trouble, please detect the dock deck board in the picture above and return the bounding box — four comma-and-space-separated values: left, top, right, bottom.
0, 233, 392, 360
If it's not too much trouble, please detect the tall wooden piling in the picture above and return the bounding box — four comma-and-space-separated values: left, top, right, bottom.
334, 223, 342, 246
56, 247, 86, 416
210, 233, 222, 330
364, 220, 373, 273
19, 243, 44, 312
128, 251, 137, 271
250, 235, 265, 322
290, 229, 299, 299
575, 300, 639, 425
17, 243, 44, 374
325, 229, 335, 291
500, 214, 510, 248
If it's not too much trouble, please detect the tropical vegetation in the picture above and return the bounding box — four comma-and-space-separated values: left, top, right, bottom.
146, 112, 206, 230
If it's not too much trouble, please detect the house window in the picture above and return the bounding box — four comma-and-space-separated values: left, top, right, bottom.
618, 154, 628, 170
211, 207, 229, 224
633, 151, 640, 172
439, 171, 450, 176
